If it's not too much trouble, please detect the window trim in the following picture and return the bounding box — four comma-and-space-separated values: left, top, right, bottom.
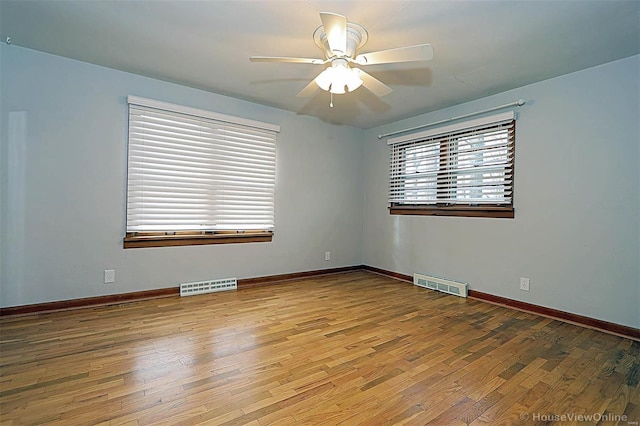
387, 112, 516, 218
389, 205, 514, 218
124, 96, 278, 248
123, 231, 273, 249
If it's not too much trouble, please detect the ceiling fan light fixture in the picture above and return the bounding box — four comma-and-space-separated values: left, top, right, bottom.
315, 67, 334, 91
315, 61, 363, 94
346, 69, 363, 92
331, 85, 346, 95
330, 65, 349, 94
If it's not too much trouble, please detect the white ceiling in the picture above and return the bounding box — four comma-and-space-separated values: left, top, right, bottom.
1, 0, 639, 129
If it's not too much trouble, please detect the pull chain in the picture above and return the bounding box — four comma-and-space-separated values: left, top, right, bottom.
330, 92, 334, 108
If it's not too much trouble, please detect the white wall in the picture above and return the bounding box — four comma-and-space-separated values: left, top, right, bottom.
2, 44, 638, 330
362, 55, 640, 328
0, 45, 364, 307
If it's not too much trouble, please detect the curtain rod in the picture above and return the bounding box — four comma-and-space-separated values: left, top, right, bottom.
377, 99, 526, 139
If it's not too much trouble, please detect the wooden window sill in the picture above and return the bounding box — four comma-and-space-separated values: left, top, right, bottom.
123, 232, 273, 248
389, 206, 514, 218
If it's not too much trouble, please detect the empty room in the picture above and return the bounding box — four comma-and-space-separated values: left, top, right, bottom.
1, 0, 639, 424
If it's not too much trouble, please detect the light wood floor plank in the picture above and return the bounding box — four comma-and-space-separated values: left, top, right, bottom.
1, 271, 638, 425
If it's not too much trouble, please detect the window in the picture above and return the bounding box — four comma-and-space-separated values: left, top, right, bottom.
124, 96, 279, 248
388, 112, 515, 218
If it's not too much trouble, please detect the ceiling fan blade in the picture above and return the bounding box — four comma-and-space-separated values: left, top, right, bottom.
250, 56, 325, 65
320, 12, 347, 55
356, 69, 392, 97
296, 79, 320, 97
355, 44, 434, 65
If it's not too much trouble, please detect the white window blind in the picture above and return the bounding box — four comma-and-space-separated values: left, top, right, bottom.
126, 97, 278, 233
388, 112, 515, 206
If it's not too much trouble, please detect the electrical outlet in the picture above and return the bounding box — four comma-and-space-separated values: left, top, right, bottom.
104, 269, 115, 283
520, 277, 530, 291
325, 251, 331, 261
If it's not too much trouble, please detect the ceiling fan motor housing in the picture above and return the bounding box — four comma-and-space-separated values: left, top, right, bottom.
313, 22, 368, 59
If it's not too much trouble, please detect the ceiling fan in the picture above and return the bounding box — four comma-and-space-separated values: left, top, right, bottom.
250, 12, 433, 105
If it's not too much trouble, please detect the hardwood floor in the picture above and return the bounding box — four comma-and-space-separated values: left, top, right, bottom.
1, 271, 638, 425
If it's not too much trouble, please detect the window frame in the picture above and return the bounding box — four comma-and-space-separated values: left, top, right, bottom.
123, 231, 274, 249
388, 112, 516, 218
124, 96, 279, 248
